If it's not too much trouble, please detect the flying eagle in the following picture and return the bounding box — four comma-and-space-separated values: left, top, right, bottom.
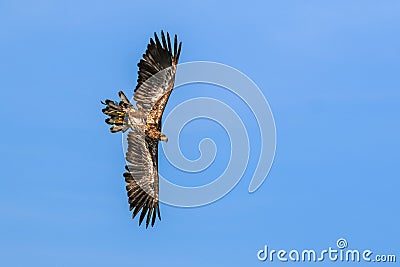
102, 31, 182, 228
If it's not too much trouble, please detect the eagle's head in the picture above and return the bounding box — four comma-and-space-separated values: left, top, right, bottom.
160, 133, 168, 142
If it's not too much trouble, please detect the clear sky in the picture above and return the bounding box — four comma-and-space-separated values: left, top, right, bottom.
0, 1, 399, 266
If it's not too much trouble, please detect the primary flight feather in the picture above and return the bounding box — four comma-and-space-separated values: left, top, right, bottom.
102, 31, 182, 228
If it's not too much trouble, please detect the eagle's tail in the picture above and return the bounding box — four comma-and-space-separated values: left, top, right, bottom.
101, 91, 131, 133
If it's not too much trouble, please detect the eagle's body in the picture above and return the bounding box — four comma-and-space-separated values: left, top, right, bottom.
102, 31, 181, 228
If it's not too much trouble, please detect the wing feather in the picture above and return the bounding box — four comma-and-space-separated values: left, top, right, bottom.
124, 130, 160, 227
134, 31, 181, 118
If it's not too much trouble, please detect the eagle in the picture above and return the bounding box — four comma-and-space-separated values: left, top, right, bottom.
101, 31, 182, 228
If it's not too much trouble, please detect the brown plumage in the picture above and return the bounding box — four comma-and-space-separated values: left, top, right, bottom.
101, 31, 182, 228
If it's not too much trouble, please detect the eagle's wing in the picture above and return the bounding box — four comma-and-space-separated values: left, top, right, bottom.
123, 32, 182, 227
133, 31, 182, 124
124, 130, 161, 228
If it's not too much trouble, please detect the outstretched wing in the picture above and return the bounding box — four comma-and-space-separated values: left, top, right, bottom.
134, 31, 182, 124
124, 130, 161, 228
123, 31, 182, 228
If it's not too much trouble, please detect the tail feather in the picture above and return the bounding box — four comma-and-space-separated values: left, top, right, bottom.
102, 91, 132, 133
118, 91, 130, 106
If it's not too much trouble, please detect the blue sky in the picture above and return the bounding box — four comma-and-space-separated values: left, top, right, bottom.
0, 0, 399, 266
